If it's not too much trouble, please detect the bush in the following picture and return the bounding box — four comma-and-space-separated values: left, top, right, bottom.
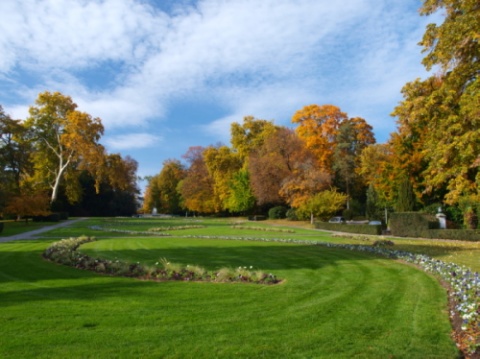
268, 206, 287, 219
415, 229, 480, 241
0, 221, 3, 234
286, 208, 299, 221
389, 212, 439, 237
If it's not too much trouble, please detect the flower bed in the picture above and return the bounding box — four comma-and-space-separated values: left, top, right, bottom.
43, 236, 280, 285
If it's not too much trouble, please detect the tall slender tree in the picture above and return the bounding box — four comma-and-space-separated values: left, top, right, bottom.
25, 91, 105, 204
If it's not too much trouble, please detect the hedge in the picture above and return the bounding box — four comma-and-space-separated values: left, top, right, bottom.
314, 222, 382, 235
413, 229, 480, 241
389, 212, 439, 237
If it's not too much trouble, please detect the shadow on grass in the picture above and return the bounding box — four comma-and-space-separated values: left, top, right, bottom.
82, 243, 378, 271
0, 279, 162, 307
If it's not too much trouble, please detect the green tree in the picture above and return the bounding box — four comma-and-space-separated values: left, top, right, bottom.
395, 176, 416, 212
25, 91, 105, 204
332, 117, 375, 207
226, 169, 256, 214
296, 189, 348, 223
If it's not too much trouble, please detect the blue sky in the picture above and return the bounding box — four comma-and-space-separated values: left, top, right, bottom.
0, 0, 439, 191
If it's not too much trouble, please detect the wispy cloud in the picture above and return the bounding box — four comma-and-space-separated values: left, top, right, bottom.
104, 133, 163, 151
0, 0, 438, 174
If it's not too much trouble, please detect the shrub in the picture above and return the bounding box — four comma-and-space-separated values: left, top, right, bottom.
0, 221, 3, 234
268, 206, 288, 219
389, 212, 439, 237
372, 239, 395, 247
286, 208, 299, 221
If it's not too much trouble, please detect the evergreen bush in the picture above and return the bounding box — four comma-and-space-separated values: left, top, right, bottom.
268, 206, 287, 219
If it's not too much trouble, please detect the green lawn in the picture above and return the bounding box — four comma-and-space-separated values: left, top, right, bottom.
0, 217, 462, 358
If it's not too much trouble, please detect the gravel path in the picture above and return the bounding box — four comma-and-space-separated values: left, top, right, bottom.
0, 218, 87, 243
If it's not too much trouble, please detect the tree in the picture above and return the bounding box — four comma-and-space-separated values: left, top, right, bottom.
332, 117, 376, 207
248, 127, 320, 206
296, 189, 348, 223
292, 104, 347, 171
143, 159, 185, 214
279, 159, 331, 209
203, 145, 242, 212
391, 0, 480, 205
230, 116, 276, 160
395, 176, 416, 212
0, 106, 32, 193
226, 169, 256, 213
5, 192, 50, 223
358, 143, 396, 208
25, 91, 105, 204
177, 146, 216, 214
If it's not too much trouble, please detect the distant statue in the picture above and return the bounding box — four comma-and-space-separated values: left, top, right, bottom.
436, 207, 446, 229
152, 207, 157, 215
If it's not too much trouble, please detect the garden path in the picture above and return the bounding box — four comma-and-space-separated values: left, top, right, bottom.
0, 218, 87, 243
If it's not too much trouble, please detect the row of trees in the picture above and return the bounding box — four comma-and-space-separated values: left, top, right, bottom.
0, 92, 139, 219
144, 109, 375, 221
145, 0, 479, 227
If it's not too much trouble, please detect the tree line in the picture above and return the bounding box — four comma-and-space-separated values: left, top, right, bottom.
144, 0, 480, 227
0, 92, 139, 219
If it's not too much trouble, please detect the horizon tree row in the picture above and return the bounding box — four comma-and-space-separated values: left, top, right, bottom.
143, 107, 374, 222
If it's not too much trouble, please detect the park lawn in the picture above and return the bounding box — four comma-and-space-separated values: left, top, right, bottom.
0, 220, 56, 237
0, 217, 460, 358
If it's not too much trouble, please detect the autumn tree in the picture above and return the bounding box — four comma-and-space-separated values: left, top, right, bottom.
177, 146, 216, 214
203, 145, 243, 212
248, 127, 315, 206
25, 91, 105, 204
230, 116, 276, 160
5, 192, 50, 223
292, 104, 347, 172
143, 159, 185, 214
392, 0, 480, 206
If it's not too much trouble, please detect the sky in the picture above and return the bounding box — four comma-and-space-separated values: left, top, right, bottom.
0, 0, 441, 191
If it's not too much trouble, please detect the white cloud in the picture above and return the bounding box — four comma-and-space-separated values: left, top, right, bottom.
0, 0, 167, 72
0, 0, 438, 149
103, 133, 163, 151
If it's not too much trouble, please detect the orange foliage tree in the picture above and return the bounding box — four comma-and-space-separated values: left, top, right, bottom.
292, 104, 347, 172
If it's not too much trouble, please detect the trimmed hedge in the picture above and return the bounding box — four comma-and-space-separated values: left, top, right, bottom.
413, 229, 480, 241
389, 212, 439, 237
314, 222, 382, 235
